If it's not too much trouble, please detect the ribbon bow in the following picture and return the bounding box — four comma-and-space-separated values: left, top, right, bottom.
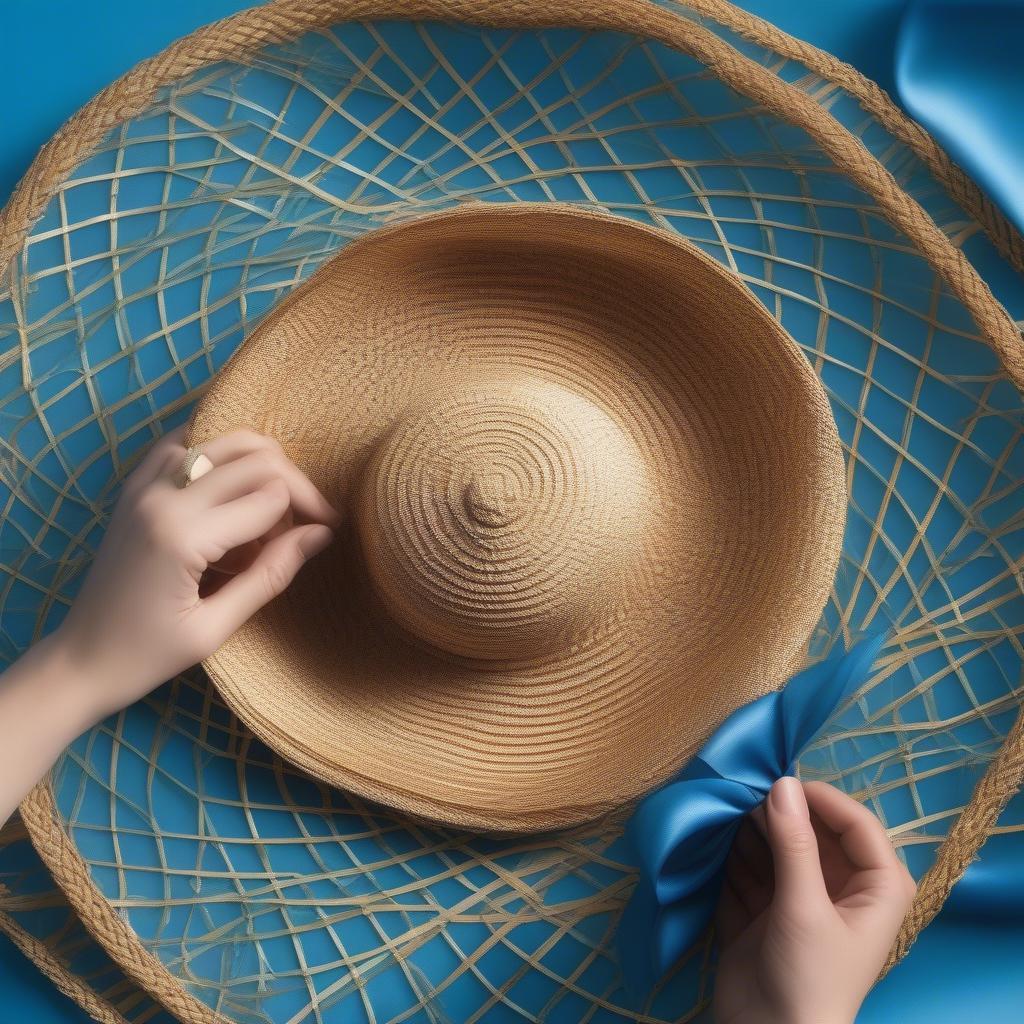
618, 635, 885, 991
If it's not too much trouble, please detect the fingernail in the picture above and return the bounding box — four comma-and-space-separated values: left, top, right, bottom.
771, 776, 809, 819
299, 524, 333, 557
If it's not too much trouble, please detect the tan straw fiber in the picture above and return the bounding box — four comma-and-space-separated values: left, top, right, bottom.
186, 203, 846, 830
5, 0, 1024, 1016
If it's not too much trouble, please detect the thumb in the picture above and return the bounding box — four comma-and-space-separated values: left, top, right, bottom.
765, 777, 830, 919
200, 523, 333, 639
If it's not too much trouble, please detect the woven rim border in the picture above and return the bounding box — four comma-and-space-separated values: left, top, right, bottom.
3, 0, 1024, 1020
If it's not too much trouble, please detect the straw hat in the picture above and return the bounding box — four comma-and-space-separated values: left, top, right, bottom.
3, 2, 1024, 1022
186, 202, 845, 830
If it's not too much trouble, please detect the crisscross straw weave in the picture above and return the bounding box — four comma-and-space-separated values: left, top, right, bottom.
1, 0, 1023, 1021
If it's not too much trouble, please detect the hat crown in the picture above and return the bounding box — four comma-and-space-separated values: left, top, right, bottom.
356, 373, 649, 662
463, 468, 525, 528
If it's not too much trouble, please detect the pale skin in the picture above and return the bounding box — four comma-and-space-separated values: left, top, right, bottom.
0, 426, 340, 826
714, 776, 917, 1024
0, 428, 915, 1022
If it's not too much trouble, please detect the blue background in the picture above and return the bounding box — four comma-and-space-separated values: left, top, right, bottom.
1, 1, 1021, 1021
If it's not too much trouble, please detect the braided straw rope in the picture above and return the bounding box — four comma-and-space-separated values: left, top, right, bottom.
886, 698, 1024, 968
677, 0, 1024, 275
0, 0, 1021, 393
0, 890, 131, 1024
1, 0, 1022, 1018
17, 790, 230, 1024
0, 817, 136, 1024
17, 782, 236, 1024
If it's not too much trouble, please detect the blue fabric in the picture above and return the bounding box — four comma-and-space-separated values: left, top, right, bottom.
941, 830, 1024, 920
619, 636, 887, 990
2, 2, 1023, 1022
896, 0, 1024, 237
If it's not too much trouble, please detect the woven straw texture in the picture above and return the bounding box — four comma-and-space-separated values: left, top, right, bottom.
187, 201, 845, 831
1, 0, 1024, 1021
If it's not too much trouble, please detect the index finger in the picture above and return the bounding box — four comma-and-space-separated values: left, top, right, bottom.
185, 449, 341, 528
189, 428, 283, 467
802, 781, 903, 874
123, 425, 187, 489
186, 429, 340, 526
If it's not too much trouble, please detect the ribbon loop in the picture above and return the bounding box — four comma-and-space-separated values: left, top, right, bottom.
619, 635, 885, 990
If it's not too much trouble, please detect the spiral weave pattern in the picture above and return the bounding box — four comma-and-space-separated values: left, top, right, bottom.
359, 376, 650, 661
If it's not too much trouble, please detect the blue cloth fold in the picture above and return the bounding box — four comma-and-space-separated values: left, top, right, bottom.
896, 0, 1024, 238
619, 635, 886, 991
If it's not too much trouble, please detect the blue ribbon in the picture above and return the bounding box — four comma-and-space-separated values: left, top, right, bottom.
618, 634, 886, 991
897, 0, 1024, 239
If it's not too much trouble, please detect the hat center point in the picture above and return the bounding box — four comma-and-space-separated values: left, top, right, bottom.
356, 374, 650, 663
464, 467, 524, 529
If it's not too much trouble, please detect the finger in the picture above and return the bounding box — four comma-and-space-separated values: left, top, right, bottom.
802, 782, 905, 875
715, 874, 750, 949
200, 478, 292, 557
184, 449, 340, 527
732, 817, 773, 893
198, 523, 334, 639
261, 505, 294, 542
724, 848, 772, 923
208, 541, 261, 577
123, 426, 187, 491
764, 777, 830, 917
726, 820, 773, 921
193, 428, 282, 467
184, 429, 340, 524
202, 507, 295, 582
809, 809, 853, 900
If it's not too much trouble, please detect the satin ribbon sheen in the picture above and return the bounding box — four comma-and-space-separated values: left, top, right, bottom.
618, 635, 886, 991
896, 0, 1024, 238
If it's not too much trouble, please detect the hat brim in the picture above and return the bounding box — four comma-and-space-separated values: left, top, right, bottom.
188, 202, 845, 830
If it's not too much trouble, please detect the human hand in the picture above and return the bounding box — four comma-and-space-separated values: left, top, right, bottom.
713, 777, 917, 1024
54, 427, 340, 719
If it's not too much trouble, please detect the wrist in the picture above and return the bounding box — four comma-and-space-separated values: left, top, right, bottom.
743, 1001, 856, 1024
32, 628, 123, 729
793, 1007, 857, 1024
0, 630, 120, 822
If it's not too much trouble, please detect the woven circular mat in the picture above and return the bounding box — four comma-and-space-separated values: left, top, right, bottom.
1, 1, 1024, 1022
